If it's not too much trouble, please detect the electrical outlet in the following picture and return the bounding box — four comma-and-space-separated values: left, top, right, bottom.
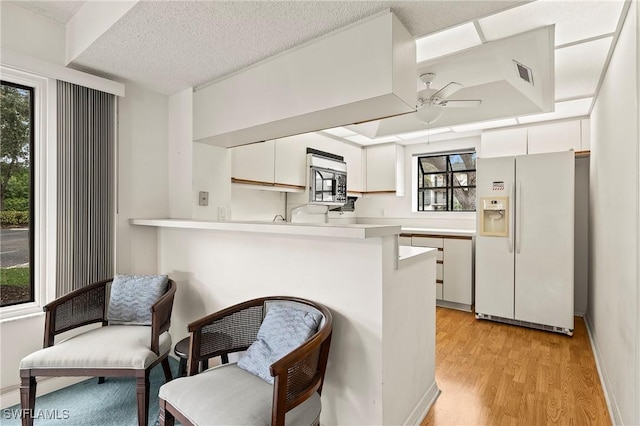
198, 191, 209, 206
217, 206, 226, 221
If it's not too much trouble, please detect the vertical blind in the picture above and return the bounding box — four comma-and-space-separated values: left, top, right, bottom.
56, 81, 115, 295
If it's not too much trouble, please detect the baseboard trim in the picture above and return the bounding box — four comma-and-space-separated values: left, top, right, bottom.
436, 300, 472, 312
0, 376, 90, 409
403, 380, 441, 425
584, 315, 621, 425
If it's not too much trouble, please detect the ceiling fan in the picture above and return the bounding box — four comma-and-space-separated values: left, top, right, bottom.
415, 73, 482, 125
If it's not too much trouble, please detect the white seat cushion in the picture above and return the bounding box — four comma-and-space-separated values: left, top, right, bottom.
159, 363, 321, 426
20, 326, 171, 370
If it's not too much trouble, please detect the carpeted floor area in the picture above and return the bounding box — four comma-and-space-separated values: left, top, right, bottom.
2, 358, 180, 426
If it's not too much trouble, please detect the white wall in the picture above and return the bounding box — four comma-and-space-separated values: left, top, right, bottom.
115, 83, 169, 274
356, 135, 480, 230
168, 88, 193, 219
587, 3, 639, 425
191, 142, 231, 221
0, 6, 75, 407
574, 157, 589, 315
230, 187, 285, 221
0, 3, 65, 65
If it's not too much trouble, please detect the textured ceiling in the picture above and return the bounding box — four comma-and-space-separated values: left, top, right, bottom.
61, 1, 525, 95
8, 0, 625, 141
5, 0, 84, 24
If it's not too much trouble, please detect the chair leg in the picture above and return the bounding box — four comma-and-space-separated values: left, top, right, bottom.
161, 358, 173, 382
20, 373, 36, 426
136, 373, 150, 426
221, 353, 229, 364
177, 357, 187, 377
159, 398, 175, 426
98, 376, 105, 384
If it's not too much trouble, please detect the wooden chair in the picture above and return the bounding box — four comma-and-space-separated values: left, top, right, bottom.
19, 277, 177, 426
158, 296, 333, 426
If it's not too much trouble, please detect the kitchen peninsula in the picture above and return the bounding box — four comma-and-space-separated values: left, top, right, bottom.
130, 218, 438, 425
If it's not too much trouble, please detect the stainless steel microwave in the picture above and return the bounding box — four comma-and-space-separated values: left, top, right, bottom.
307, 151, 347, 206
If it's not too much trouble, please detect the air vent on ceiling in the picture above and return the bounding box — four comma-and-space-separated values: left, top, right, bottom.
513, 60, 534, 86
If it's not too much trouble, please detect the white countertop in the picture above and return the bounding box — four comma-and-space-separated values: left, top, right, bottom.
130, 218, 401, 239
398, 246, 436, 268
401, 227, 475, 237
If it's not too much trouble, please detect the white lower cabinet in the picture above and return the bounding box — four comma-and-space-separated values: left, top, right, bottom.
409, 234, 473, 311
443, 238, 473, 306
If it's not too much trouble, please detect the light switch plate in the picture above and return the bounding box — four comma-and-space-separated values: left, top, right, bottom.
198, 191, 209, 206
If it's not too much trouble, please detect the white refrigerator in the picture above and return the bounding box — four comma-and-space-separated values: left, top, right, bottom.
475, 151, 574, 335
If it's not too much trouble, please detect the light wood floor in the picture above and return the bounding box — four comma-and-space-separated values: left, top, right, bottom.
421, 307, 611, 426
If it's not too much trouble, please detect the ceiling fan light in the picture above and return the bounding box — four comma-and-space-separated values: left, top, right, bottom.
416, 105, 443, 125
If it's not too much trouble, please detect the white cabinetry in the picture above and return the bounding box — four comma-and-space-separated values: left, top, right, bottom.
527, 120, 581, 154
443, 239, 473, 305
342, 143, 364, 194
232, 132, 363, 192
411, 236, 444, 301
365, 144, 405, 195
231, 140, 275, 185
480, 119, 591, 158
480, 128, 527, 158
409, 234, 473, 310
274, 135, 307, 188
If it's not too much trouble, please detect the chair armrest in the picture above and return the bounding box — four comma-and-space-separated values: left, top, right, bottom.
186, 298, 265, 376
150, 279, 177, 355
43, 279, 111, 348
270, 308, 333, 425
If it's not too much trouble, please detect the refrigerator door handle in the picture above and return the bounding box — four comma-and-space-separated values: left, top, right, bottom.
508, 182, 514, 253
516, 181, 522, 254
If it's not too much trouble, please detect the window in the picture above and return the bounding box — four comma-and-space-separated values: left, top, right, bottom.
0, 80, 34, 307
417, 152, 476, 211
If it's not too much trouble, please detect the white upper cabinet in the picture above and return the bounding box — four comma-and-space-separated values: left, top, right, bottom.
274, 136, 307, 188
365, 144, 405, 195
480, 128, 527, 158
233, 132, 363, 192
342, 143, 364, 194
481, 119, 588, 158
231, 140, 275, 184
527, 120, 581, 154
274, 133, 343, 189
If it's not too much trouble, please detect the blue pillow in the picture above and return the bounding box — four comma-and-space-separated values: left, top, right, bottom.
238, 305, 323, 384
107, 274, 169, 325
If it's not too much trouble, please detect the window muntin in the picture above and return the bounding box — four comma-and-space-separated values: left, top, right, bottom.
1, 80, 34, 307
417, 152, 476, 212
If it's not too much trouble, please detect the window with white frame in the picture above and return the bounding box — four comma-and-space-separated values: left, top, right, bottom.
0, 80, 34, 307
416, 151, 477, 212
0, 66, 52, 320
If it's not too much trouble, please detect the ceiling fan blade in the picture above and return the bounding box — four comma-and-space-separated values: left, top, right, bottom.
431, 82, 463, 100
439, 99, 482, 108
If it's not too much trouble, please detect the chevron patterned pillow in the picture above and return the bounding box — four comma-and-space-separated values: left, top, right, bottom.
107, 274, 169, 325
237, 305, 322, 384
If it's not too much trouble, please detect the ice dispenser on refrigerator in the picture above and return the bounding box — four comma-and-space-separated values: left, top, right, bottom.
479, 197, 508, 237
